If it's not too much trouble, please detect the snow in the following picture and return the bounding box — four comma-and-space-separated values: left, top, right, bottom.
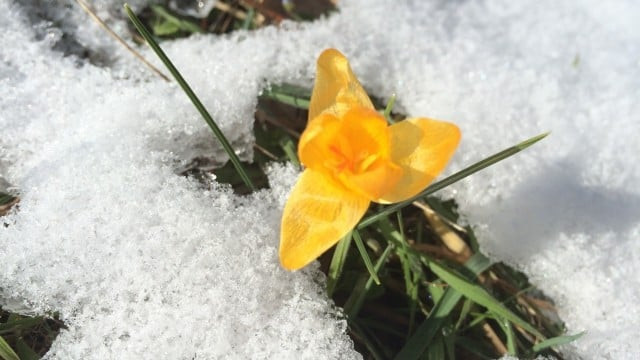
1, 0, 639, 359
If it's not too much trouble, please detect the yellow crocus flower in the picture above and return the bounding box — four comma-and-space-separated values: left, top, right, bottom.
279, 49, 461, 270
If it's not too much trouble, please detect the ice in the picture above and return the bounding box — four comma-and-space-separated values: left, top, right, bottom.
1, 0, 639, 358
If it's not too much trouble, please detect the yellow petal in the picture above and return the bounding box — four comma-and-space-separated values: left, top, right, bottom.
308, 49, 374, 120
298, 112, 340, 170
377, 117, 461, 203
280, 169, 370, 270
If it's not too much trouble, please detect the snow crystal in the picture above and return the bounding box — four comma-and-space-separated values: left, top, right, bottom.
1, 0, 639, 359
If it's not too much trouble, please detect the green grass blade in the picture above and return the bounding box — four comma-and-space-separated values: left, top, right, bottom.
0, 335, 20, 360
0, 193, 16, 206
150, 4, 202, 34
279, 137, 300, 170
495, 316, 517, 356
326, 231, 353, 296
394, 288, 462, 360
344, 244, 393, 318
426, 336, 446, 359
383, 94, 396, 124
261, 84, 311, 109
395, 253, 491, 360
426, 259, 546, 340
455, 299, 474, 331
124, 4, 256, 191
358, 132, 549, 229
531, 332, 584, 353
13, 340, 37, 360
394, 212, 420, 336
0, 318, 41, 334
395, 212, 412, 290
352, 230, 381, 285
241, 7, 256, 30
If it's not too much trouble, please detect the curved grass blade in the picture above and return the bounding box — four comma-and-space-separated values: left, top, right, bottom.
530, 332, 584, 353
383, 94, 396, 124
326, 231, 353, 296
426, 259, 546, 340
359, 132, 549, 229
124, 4, 256, 191
241, 7, 256, 30
0, 335, 20, 360
261, 84, 311, 109
394, 253, 491, 360
352, 230, 381, 285
150, 4, 203, 34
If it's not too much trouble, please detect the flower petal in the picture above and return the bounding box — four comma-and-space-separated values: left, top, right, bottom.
279, 169, 370, 270
377, 117, 461, 203
298, 112, 340, 170
308, 49, 374, 120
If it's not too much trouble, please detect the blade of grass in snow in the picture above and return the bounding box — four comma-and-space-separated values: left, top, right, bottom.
13, 339, 37, 360
383, 94, 396, 124
395, 283, 459, 360
352, 230, 381, 285
124, 4, 256, 191
426, 336, 445, 359
261, 84, 311, 109
279, 137, 300, 170
358, 132, 549, 229
75, 0, 170, 81
455, 299, 474, 330
395, 212, 412, 292
394, 211, 419, 336
0, 193, 16, 206
530, 332, 585, 353
344, 244, 393, 318
495, 316, 517, 356
0, 317, 41, 334
375, 216, 423, 336
241, 7, 256, 30
327, 231, 353, 296
425, 258, 546, 340
0, 336, 19, 360
394, 252, 492, 360
150, 4, 202, 34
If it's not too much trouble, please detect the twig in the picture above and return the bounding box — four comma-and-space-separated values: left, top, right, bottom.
75, 0, 170, 81
482, 322, 509, 356
253, 143, 278, 160
417, 202, 473, 260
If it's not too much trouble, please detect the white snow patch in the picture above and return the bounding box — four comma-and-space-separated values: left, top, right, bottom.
1, 0, 639, 359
